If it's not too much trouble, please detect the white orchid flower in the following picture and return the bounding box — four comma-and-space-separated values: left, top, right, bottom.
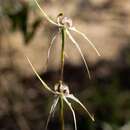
26, 56, 94, 130
33, 0, 100, 79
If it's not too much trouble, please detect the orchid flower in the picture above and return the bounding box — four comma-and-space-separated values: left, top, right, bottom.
26, 56, 94, 130
33, 0, 100, 79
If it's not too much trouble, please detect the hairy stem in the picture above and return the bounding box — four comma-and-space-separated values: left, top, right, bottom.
60, 96, 64, 130
60, 28, 65, 81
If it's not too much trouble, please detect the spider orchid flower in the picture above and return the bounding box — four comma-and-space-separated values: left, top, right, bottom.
26, 56, 95, 130
33, 0, 100, 79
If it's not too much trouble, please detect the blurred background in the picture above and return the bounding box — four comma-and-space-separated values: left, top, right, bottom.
0, 0, 130, 130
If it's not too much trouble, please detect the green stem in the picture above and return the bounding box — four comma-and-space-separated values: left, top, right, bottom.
60, 28, 65, 81
60, 96, 64, 130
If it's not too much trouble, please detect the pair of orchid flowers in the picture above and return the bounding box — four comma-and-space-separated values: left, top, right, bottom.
26, 0, 101, 130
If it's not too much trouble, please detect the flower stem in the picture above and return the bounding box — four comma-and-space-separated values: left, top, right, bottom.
60, 27, 65, 81
60, 96, 64, 130
59, 27, 65, 130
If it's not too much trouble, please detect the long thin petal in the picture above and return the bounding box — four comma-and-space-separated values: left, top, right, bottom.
25, 56, 56, 94
66, 29, 91, 79
67, 94, 95, 121
45, 97, 59, 130
33, 0, 59, 26
70, 27, 100, 56
46, 33, 58, 67
63, 96, 77, 130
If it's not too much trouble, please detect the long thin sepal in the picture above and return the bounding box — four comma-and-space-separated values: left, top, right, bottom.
25, 56, 56, 94
66, 29, 91, 79
67, 94, 95, 121
70, 27, 100, 56
33, 0, 59, 26
45, 97, 59, 130
63, 96, 77, 130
